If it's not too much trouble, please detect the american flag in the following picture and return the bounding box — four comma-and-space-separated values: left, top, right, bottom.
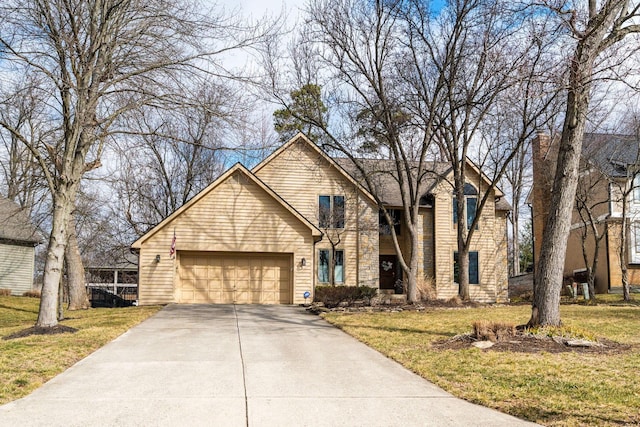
169, 231, 176, 259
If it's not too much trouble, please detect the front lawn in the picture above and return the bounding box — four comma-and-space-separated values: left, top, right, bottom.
323, 297, 640, 426
0, 296, 161, 404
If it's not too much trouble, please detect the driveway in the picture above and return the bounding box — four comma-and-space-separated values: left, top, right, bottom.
0, 305, 537, 426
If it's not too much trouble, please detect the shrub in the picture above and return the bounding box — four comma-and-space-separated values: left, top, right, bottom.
416, 276, 436, 301
472, 320, 516, 342
22, 290, 41, 298
0, 289, 11, 296
314, 285, 377, 308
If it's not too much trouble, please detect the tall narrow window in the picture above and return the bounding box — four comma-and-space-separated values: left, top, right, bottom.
453, 251, 479, 284
319, 196, 331, 228
334, 250, 344, 283
631, 223, 640, 264
633, 175, 640, 203
453, 183, 478, 230
318, 249, 330, 283
318, 195, 345, 229
333, 196, 345, 228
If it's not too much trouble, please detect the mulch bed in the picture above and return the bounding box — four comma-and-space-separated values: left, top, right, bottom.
3, 325, 78, 340
432, 333, 633, 355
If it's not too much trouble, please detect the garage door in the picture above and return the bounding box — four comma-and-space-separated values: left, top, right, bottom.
178, 252, 292, 304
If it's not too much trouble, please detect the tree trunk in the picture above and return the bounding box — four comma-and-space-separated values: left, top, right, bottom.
36, 185, 76, 327
620, 203, 631, 301
531, 31, 601, 326
406, 229, 420, 303
66, 216, 90, 310
512, 211, 520, 276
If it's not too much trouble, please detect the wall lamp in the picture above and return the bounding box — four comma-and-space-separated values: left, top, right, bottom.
301, 258, 306, 267
155, 254, 161, 263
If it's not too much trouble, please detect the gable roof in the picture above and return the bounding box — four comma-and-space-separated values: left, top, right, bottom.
252, 133, 377, 205
0, 197, 41, 245
131, 163, 322, 248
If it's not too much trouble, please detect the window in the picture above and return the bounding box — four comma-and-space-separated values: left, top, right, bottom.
453, 183, 478, 230
319, 195, 345, 229
317, 249, 345, 283
318, 250, 330, 282
453, 251, 479, 284
334, 250, 344, 283
630, 223, 640, 264
634, 175, 640, 203
379, 209, 402, 235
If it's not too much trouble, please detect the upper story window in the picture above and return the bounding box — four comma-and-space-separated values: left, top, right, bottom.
453, 183, 478, 230
319, 195, 345, 229
379, 209, 402, 236
633, 174, 640, 203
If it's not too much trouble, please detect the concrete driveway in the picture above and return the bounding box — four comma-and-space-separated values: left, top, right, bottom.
0, 305, 537, 426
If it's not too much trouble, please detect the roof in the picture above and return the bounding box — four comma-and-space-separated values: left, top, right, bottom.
252, 133, 377, 205
582, 133, 640, 177
131, 163, 323, 248
333, 157, 512, 211
0, 197, 41, 245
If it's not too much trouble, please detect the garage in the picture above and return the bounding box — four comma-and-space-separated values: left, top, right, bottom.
178, 252, 292, 304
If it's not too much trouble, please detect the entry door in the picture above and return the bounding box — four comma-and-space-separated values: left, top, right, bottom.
379, 255, 398, 291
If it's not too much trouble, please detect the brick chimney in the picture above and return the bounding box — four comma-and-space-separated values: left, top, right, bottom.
531, 132, 554, 275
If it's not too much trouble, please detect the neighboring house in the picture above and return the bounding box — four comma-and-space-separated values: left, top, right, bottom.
132, 134, 510, 305
0, 197, 41, 295
85, 256, 139, 305
531, 132, 640, 293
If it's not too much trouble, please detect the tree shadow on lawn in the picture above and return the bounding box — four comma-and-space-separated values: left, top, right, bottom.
2, 324, 78, 340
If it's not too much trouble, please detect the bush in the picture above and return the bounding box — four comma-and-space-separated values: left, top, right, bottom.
0, 289, 11, 296
22, 290, 41, 298
472, 320, 516, 342
416, 276, 436, 301
314, 285, 377, 308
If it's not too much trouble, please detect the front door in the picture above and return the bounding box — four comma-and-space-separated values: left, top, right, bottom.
379, 255, 398, 292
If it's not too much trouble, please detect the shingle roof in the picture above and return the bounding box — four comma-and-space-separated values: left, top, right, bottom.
0, 197, 41, 245
333, 157, 512, 211
582, 133, 640, 177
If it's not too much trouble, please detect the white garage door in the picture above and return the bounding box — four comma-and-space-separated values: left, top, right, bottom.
178, 252, 292, 304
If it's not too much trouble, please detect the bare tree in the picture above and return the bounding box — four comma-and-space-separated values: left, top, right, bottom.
430, 0, 563, 299
531, 0, 640, 326
574, 150, 611, 300
111, 85, 233, 237
0, 0, 272, 328
263, 0, 558, 302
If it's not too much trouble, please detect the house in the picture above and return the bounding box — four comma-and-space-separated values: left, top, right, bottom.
531, 132, 640, 293
85, 255, 139, 306
131, 133, 510, 305
0, 197, 41, 295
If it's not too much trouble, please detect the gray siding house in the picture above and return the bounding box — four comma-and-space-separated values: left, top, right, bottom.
0, 197, 41, 295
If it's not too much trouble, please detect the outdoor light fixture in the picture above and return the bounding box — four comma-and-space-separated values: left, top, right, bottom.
301, 258, 306, 267
155, 254, 161, 263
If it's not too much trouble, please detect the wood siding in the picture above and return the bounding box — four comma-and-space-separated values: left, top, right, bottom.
138, 169, 315, 305
432, 178, 507, 303
0, 243, 35, 295
254, 139, 380, 289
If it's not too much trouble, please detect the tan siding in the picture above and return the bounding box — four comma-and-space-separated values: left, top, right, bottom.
433, 177, 507, 303
0, 243, 35, 295
138, 170, 314, 305
255, 140, 379, 288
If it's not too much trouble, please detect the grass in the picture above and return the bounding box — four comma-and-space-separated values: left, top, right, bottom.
0, 296, 161, 405
323, 296, 640, 426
